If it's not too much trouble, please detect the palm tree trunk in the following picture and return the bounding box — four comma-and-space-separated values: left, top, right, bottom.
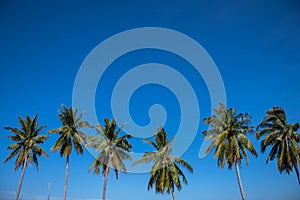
102, 169, 109, 200
293, 163, 300, 185
15, 156, 27, 200
64, 156, 69, 200
102, 156, 111, 200
171, 188, 176, 200
235, 161, 246, 200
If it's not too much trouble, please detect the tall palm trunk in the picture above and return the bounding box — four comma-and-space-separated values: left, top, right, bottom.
293, 163, 300, 185
102, 156, 111, 200
235, 161, 246, 200
171, 187, 176, 200
64, 156, 69, 200
15, 155, 27, 200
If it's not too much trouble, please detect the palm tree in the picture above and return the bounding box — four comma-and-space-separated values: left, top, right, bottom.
133, 127, 193, 200
48, 105, 92, 200
88, 118, 132, 200
203, 103, 257, 200
3, 114, 48, 200
256, 106, 300, 184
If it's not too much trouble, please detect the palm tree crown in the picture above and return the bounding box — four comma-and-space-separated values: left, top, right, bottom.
3, 114, 48, 200
256, 106, 300, 184
133, 127, 193, 200
49, 105, 92, 156
88, 118, 132, 200
203, 103, 257, 168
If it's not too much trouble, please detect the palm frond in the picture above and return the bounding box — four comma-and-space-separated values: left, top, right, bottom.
3, 147, 21, 163
174, 156, 193, 173
132, 152, 156, 166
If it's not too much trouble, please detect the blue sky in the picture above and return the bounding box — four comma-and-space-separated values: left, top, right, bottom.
1, 0, 300, 199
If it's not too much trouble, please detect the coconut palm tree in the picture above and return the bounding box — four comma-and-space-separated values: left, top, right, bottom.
88, 118, 132, 200
48, 105, 92, 200
3, 114, 48, 200
133, 127, 193, 200
203, 103, 257, 200
256, 106, 300, 184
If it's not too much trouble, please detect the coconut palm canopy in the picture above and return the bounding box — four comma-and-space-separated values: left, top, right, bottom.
4, 115, 49, 170
133, 127, 193, 200
203, 103, 258, 168
256, 106, 300, 184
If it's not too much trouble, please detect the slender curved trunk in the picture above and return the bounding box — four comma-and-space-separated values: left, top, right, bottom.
293, 163, 300, 185
15, 156, 27, 200
235, 161, 246, 200
171, 188, 176, 200
64, 156, 69, 200
102, 156, 111, 200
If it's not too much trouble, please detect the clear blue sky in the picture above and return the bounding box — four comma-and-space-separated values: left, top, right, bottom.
1, 0, 300, 199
